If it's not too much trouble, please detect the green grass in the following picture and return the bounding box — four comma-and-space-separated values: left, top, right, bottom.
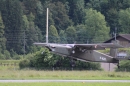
0, 82, 130, 86
0, 60, 130, 80
0, 70, 130, 80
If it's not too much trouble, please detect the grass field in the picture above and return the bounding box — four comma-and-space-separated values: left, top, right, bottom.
0, 60, 130, 80
0, 70, 130, 80
0, 82, 130, 86
0, 60, 130, 86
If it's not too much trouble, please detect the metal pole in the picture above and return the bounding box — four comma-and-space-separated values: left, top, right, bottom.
23, 30, 25, 58
46, 8, 49, 43
115, 27, 117, 41
109, 63, 110, 71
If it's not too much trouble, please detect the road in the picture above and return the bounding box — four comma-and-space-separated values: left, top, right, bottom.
0, 80, 130, 83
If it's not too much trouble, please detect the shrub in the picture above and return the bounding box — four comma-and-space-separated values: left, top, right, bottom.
116, 60, 130, 72
19, 59, 30, 69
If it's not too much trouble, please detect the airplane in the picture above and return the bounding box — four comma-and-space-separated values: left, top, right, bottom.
34, 40, 130, 68
34, 8, 129, 68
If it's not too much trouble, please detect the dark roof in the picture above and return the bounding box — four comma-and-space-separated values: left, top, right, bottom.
120, 34, 130, 40
104, 34, 130, 43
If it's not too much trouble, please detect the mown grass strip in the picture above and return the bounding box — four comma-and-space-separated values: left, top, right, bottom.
0, 82, 130, 86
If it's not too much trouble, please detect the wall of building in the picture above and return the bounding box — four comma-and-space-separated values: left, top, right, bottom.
101, 63, 117, 71
116, 37, 130, 47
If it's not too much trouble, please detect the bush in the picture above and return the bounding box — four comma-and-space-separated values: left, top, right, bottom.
19, 59, 30, 69
115, 60, 130, 72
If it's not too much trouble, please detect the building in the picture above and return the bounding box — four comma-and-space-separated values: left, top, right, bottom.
104, 34, 130, 47
101, 34, 130, 71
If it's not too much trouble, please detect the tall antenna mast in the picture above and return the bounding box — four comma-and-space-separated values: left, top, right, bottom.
46, 8, 49, 43
115, 27, 117, 41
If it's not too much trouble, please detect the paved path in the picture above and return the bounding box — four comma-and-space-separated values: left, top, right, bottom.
0, 80, 130, 83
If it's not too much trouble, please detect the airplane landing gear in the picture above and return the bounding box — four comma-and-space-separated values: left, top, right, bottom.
117, 64, 120, 69
70, 58, 76, 70
117, 61, 120, 69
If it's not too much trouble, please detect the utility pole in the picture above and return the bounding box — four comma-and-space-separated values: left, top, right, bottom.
115, 27, 117, 41
46, 8, 49, 43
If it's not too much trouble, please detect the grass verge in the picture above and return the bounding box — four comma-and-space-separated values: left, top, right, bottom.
0, 82, 130, 86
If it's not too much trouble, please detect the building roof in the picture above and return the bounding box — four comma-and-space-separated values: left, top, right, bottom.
104, 34, 130, 43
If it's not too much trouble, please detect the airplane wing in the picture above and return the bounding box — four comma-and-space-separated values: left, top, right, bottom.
34, 42, 123, 50
33, 43, 48, 47
67, 43, 123, 50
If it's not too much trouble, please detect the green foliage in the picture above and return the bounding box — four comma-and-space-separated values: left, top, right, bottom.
76, 61, 101, 70
49, 25, 60, 43
19, 59, 30, 69
75, 24, 88, 43
1, 0, 130, 69
118, 8, 130, 33
116, 60, 130, 72
23, 0, 38, 14
27, 48, 53, 69
85, 8, 110, 43
2, 0, 23, 54
0, 12, 6, 53
0, 53, 5, 60
66, 26, 77, 43
68, 0, 85, 25
86, 0, 102, 11
49, 1, 73, 31
25, 13, 43, 53
122, 0, 130, 9
59, 30, 67, 43
4, 50, 11, 60
33, 50, 51, 68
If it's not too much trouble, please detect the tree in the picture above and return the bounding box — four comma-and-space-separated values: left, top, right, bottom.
49, 25, 59, 43
106, 8, 118, 36
0, 12, 6, 53
86, 0, 102, 11
49, 1, 73, 32
85, 8, 110, 43
29, 48, 53, 69
0, 0, 5, 11
86, 0, 130, 36
75, 24, 88, 43
68, 0, 86, 25
118, 8, 130, 33
122, 0, 130, 9
35, 1, 55, 36
0, 11, 9, 60
59, 30, 67, 43
22, 0, 39, 14
2, 0, 23, 54
99, 0, 128, 36
66, 26, 77, 43
35, 0, 46, 35
25, 13, 43, 53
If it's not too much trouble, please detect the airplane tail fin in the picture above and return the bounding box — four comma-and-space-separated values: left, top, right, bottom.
110, 48, 117, 58
110, 40, 130, 68
109, 40, 130, 60
110, 40, 119, 58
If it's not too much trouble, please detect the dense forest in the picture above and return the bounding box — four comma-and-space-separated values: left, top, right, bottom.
0, 0, 130, 70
